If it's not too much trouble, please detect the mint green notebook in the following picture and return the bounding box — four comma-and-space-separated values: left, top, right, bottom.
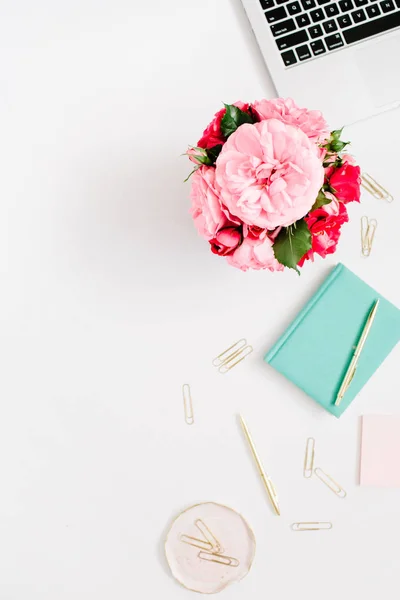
265, 264, 400, 417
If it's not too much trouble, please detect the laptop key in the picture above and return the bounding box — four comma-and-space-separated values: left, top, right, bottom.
339, 0, 354, 10
310, 8, 325, 20
260, 0, 275, 9
366, 3, 381, 16
343, 11, 400, 43
281, 49, 298, 65
352, 8, 367, 21
338, 14, 352, 26
276, 0, 290, 3
276, 29, 309, 50
265, 6, 288, 21
323, 19, 338, 32
287, 1, 302, 14
325, 32, 345, 49
271, 17, 297, 36
309, 23, 324, 37
301, 0, 316, 7
354, 0, 368, 5
296, 13, 311, 26
317, 0, 331, 4
296, 44, 312, 60
311, 39, 327, 55
380, 0, 395, 12
325, 4, 340, 16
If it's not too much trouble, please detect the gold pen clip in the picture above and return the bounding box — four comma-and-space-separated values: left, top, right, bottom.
303, 437, 315, 479
291, 522, 332, 531
361, 173, 394, 202
198, 551, 239, 568
314, 468, 347, 498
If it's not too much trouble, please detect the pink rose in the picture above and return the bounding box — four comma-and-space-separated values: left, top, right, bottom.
190, 166, 227, 240
210, 227, 242, 256
197, 102, 250, 150
329, 159, 361, 203
298, 195, 349, 266
227, 235, 284, 272
253, 98, 330, 144
215, 119, 324, 229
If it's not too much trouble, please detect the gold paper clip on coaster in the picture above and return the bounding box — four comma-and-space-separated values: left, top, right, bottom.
180, 534, 213, 552
182, 384, 194, 425
314, 468, 347, 499
291, 522, 332, 532
361, 173, 394, 202
361, 216, 377, 257
195, 519, 223, 553
198, 551, 240, 568
303, 437, 315, 479
212, 338, 253, 374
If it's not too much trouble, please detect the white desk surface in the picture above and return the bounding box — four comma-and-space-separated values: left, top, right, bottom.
1, 1, 399, 598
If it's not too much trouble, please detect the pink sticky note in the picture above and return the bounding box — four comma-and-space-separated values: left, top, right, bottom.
360, 415, 400, 487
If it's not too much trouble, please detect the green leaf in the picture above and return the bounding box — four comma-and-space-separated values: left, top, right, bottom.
331, 128, 344, 141
329, 139, 349, 153
273, 220, 312, 274
206, 144, 223, 165
311, 190, 333, 211
220, 104, 254, 138
183, 166, 200, 182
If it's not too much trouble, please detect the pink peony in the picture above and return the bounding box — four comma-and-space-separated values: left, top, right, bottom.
215, 119, 324, 229
227, 235, 284, 272
253, 97, 330, 144
190, 166, 227, 240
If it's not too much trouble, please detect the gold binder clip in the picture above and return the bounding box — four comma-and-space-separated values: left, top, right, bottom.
212, 339, 253, 374
182, 384, 194, 425
198, 551, 240, 568
303, 437, 315, 479
314, 467, 347, 498
291, 522, 332, 531
195, 519, 223, 553
361, 216, 377, 257
361, 173, 394, 202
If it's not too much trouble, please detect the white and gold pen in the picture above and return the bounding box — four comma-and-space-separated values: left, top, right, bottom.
239, 415, 280, 516
335, 299, 380, 406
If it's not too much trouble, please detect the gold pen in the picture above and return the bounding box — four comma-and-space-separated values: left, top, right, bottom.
335, 299, 380, 407
239, 415, 280, 516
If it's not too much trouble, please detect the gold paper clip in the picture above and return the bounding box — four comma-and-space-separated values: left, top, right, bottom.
182, 384, 194, 425
198, 551, 240, 568
303, 437, 315, 479
212, 339, 253, 374
291, 522, 332, 532
180, 534, 214, 551
361, 216, 377, 257
361, 173, 394, 202
195, 519, 223, 553
314, 468, 347, 498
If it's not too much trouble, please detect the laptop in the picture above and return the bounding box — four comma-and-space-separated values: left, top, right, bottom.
241, 0, 400, 126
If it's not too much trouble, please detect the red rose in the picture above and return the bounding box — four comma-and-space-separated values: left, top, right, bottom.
298, 196, 349, 266
210, 227, 242, 256
197, 102, 250, 150
329, 160, 361, 203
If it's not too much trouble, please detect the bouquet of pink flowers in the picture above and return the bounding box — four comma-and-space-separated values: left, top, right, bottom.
186, 98, 361, 273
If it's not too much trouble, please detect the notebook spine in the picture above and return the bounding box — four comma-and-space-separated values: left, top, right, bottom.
265, 264, 344, 363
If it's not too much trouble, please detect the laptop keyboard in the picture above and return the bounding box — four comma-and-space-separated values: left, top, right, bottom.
259, 0, 400, 66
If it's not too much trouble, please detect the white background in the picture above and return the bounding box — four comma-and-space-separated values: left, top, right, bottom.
1, 1, 399, 598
